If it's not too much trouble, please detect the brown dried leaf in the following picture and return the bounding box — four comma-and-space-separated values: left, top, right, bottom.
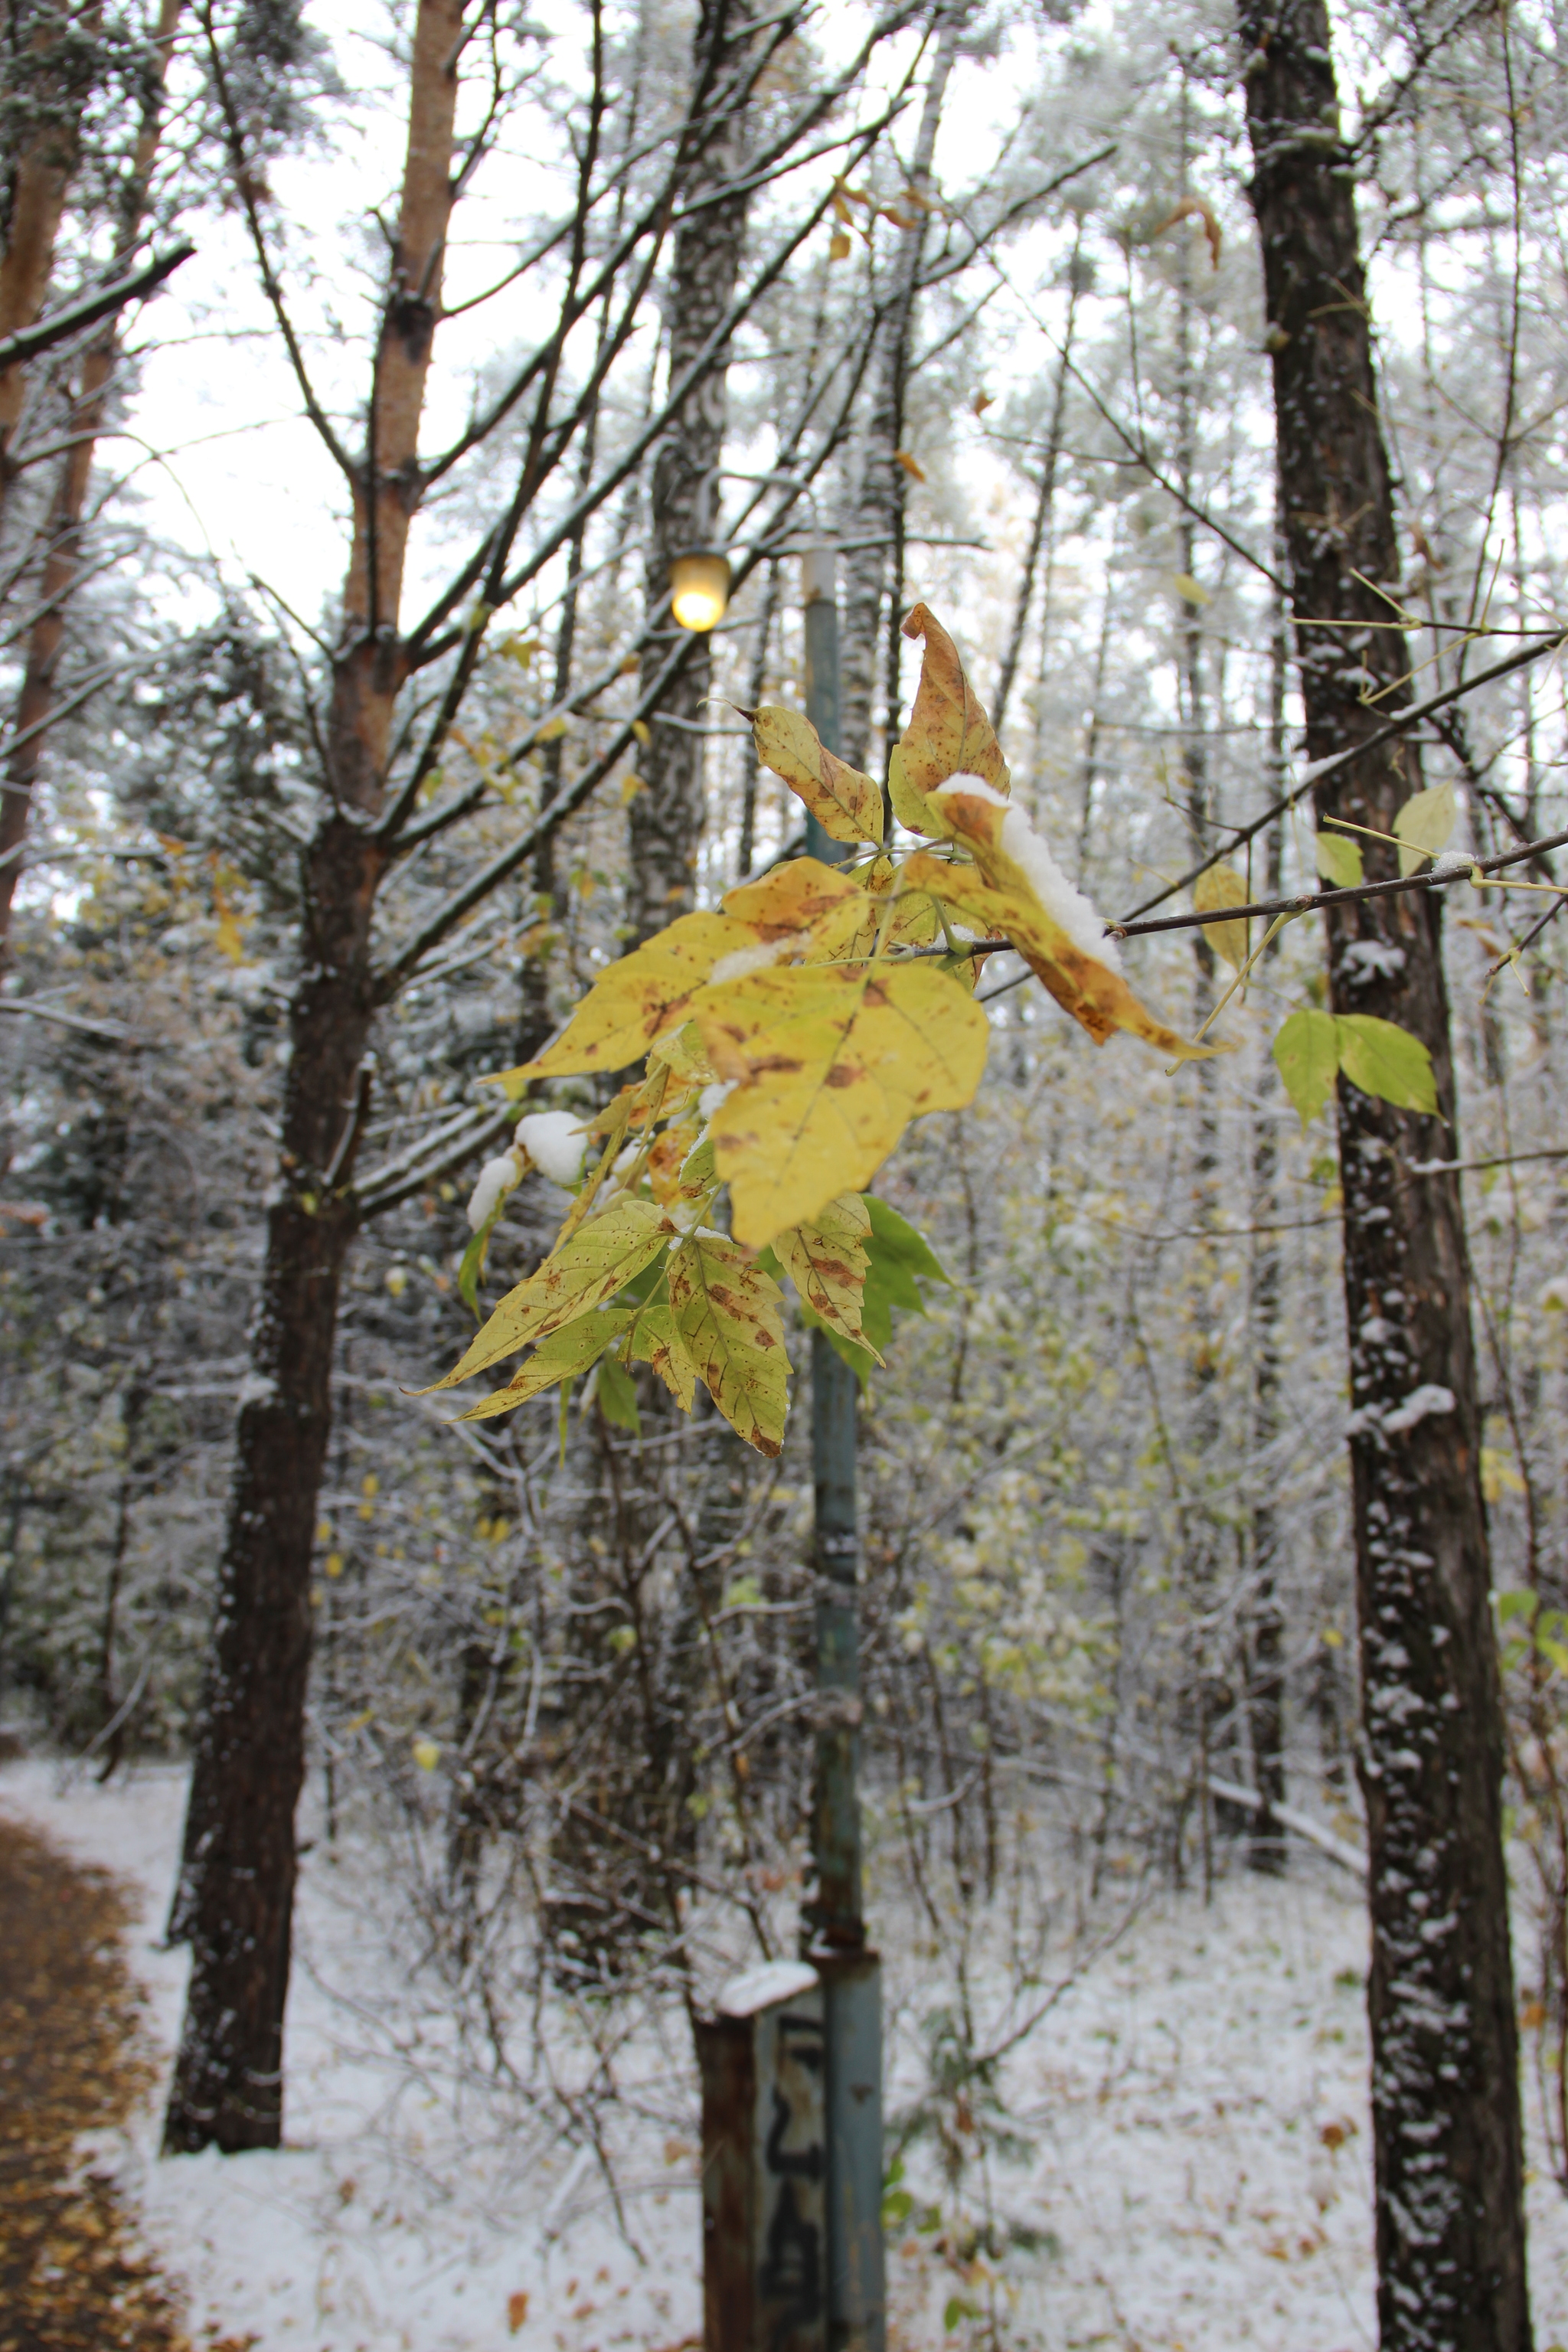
896, 603, 1011, 808
903, 786, 1224, 1064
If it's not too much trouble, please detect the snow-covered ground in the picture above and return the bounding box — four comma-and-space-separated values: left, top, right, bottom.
5, 1758, 1567, 2352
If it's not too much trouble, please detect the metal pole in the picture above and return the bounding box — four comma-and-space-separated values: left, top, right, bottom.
799, 543, 885, 2352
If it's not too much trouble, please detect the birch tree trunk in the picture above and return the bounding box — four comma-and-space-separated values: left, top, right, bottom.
838, 8, 959, 776
163, 0, 466, 2155
1240, 0, 1530, 2337
625, 0, 754, 946
0, 0, 181, 958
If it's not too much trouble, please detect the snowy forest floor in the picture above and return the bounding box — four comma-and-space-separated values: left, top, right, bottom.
3, 1760, 1567, 2352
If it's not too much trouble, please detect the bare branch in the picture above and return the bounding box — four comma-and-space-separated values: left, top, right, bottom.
0, 242, 194, 374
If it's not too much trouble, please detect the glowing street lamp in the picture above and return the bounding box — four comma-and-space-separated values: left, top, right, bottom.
668, 550, 731, 633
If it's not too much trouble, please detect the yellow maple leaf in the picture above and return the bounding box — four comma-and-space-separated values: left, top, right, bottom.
903, 782, 1222, 1062
890, 604, 1010, 835
668, 1234, 790, 1455
433, 1197, 672, 1392
753, 706, 884, 844
773, 1193, 881, 1358
494, 910, 756, 1081
723, 855, 871, 960
691, 959, 988, 1246
829, 228, 851, 260
1193, 860, 1252, 970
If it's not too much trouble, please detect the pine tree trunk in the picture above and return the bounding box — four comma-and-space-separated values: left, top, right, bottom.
0, 0, 181, 958
1240, 2, 1530, 2337
0, 0, 100, 511
626, 0, 755, 946
163, 0, 465, 2155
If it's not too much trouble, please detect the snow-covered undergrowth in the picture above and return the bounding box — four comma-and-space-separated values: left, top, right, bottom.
5, 1759, 1567, 2352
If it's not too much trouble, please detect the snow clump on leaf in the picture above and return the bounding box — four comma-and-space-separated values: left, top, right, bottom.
515, 1109, 590, 1187
933, 773, 1121, 971
466, 1153, 521, 1232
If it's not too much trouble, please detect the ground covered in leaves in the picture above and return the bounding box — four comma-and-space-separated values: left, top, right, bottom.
0, 1812, 225, 2352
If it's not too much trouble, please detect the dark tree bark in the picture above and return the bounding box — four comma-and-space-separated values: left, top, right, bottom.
163, 0, 466, 2155
1240, 2, 1530, 2341
625, 0, 755, 946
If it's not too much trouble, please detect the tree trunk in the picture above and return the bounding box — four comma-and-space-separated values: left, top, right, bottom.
0, 0, 181, 959
838, 8, 959, 776
1241, 2, 1530, 2339
1247, 534, 1289, 1873
0, 0, 100, 511
626, 0, 755, 947
164, 0, 465, 2156
991, 234, 1079, 745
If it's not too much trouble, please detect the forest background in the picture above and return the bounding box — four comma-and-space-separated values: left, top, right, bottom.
2, 0, 1568, 2344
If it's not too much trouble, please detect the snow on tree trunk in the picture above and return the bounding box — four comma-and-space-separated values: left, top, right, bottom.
1240, 0, 1530, 2339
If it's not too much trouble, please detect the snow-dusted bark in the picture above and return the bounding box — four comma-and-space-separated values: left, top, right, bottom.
1241, 0, 1530, 2340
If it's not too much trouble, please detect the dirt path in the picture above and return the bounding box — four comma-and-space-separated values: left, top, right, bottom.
0, 1811, 243, 2352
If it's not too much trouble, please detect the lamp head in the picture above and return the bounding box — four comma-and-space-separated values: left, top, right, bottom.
669, 551, 731, 632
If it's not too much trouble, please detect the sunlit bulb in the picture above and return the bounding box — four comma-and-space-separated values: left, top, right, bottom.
668, 552, 730, 632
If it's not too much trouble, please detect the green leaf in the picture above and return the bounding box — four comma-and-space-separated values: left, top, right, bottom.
458, 1194, 508, 1319
1314, 830, 1364, 888
1334, 1014, 1438, 1116
1495, 1589, 1539, 1624
799, 1305, 879, 1390
1393, 779, 1456, 876
866, 1194, 950, 1285
1272, 1008, 1339, 1129
593, 1351, 642, 1436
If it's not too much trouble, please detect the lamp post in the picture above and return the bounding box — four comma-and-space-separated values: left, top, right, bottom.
799, 543, 884, 2352
674, 533, 883, 2352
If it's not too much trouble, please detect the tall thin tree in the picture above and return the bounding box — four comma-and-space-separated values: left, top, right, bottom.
1240, 0, 1530, 2337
